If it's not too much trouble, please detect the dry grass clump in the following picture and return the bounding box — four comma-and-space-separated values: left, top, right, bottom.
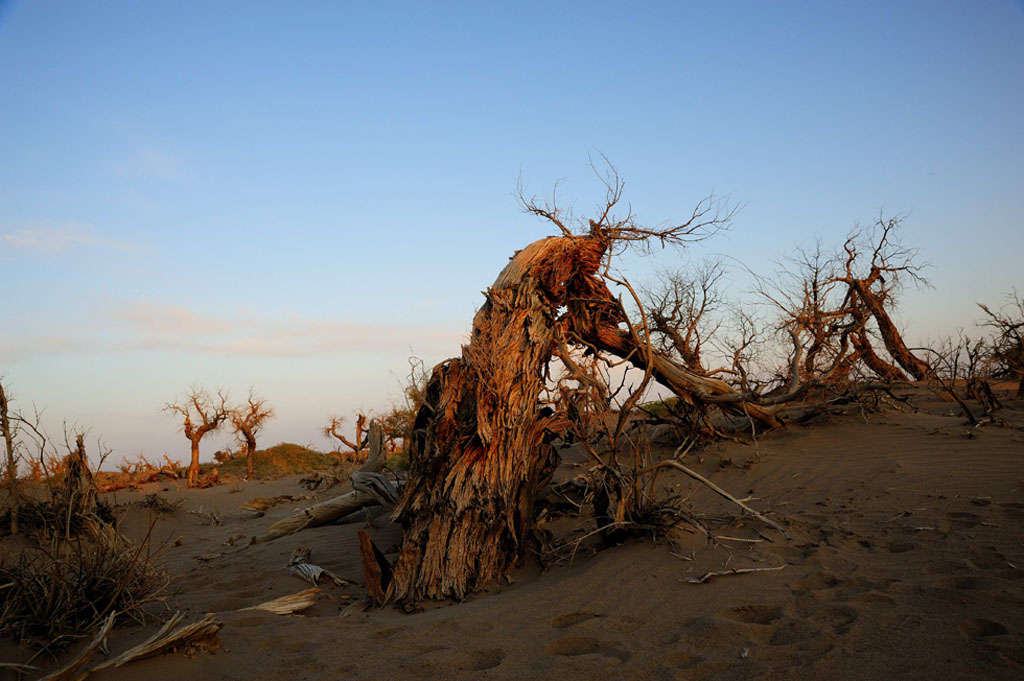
0, 517, 171, 653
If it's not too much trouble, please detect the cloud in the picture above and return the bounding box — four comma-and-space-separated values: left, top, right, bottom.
108, 302, 234, 336
105, 301, 468, 358
1, 300, 468, 362
0, 222, 136, 254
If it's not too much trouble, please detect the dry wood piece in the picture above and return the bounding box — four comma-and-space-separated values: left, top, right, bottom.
239, 494, 302, 515
289, 562, 351, 587
36, 613, 115, 681
254, 489, 382, 542
286, 546, 351, 585
242, 588, 322, 615
684, 564, 787, 584
90, 613, 223, 672
289, 546, 312, 565
359, 530, 392, 606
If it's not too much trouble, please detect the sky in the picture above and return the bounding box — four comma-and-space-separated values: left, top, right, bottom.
1, 1, 1022, 466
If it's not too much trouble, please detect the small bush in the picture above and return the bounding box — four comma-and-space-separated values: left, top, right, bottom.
0, 517, 170, 652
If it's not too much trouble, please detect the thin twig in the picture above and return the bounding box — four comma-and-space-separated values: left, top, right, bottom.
642, 458, 788, 538
684, 564, 786, 584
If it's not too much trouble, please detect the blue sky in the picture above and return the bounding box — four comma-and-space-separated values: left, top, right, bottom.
1, 1, 1022, 465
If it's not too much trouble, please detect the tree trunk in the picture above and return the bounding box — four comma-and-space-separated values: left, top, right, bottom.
0, 381, 18, 534
244, 433, 256, 481
188, 438, 201, 487
853, 281, 933, 381
381, 234, 791, 605
387, 236, 605, 603
60, 434, 97, 534
850, 329, 907, 383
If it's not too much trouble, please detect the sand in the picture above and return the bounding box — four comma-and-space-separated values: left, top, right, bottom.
4, 395, 1023, 681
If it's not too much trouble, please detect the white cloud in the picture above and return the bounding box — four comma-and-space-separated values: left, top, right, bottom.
111, 301, 469, 358
2, 301, 468, 362
0, 222, 135, 254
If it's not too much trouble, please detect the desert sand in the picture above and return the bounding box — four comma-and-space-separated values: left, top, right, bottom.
4, 394, 1023, 681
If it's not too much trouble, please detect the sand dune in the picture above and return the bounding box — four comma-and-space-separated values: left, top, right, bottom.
4, 398, 1023, 681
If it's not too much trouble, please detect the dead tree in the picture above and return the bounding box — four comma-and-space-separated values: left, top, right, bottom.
1, 377, 19, 534
754, 218, 933, 392
230, 391, 274, 481
373, 167, 807, 605
60, 433, 98, 530
324, 413, 369, 461
830, 218, 934, 381
979, 291, 1024, 399
643, 258, 726, 375
164, 388, 229, 487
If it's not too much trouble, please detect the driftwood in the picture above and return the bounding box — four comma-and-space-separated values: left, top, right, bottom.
242, 588, 322, 615
289, 562, 350, 586
89, 613, 222, 672
359, 530, 392, 606
255, 423, 396, 542
286, 547, 351, 586
239, 494, 306, 515
36, 613, 115, 681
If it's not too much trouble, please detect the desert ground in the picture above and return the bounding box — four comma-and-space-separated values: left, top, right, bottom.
3, 393, 1023, 681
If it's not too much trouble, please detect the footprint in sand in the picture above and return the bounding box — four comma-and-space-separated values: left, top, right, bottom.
959, 618, 1009, 640
545, 635, 630, 661
768, 619, 822, 646
808, 604, 859, 635
719, 604, 784, 626
788, 570, 840, 594
407, 648, 507, 677
371, 624, 410, 639
968, 546, 1006, 569
550, 611, 600, 628
886, 540, 916, 553
460, 648, 506, 671
936, 574, 999, 591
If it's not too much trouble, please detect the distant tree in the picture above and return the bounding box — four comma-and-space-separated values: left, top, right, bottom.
979, 290, 1024, 399
230, 391, 274, 480
164, 387, 230, 487
377, 356, 432, 454
753, 217, 934, 389
1, 377, 20, 534
324, 413, 368, 461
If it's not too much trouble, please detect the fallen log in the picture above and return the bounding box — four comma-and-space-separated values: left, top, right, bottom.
254, 422, 397, 542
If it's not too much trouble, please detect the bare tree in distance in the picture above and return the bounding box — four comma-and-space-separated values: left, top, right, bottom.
752, 216, 935, 395
979, 290, 1024, 399
230, 391, 274, 480
164, 387, 230, 487
643, 258, 727, 375
1, 376, 20, 534
324, 413, 369, 462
